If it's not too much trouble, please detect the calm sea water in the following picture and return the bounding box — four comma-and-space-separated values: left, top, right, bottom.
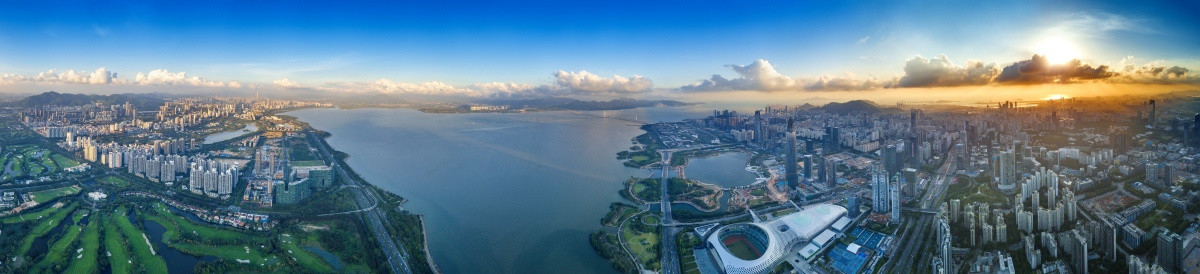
286, 107, 704, 273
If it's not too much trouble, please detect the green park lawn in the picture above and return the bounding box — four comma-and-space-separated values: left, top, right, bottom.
148, 203, 260, 243
99, 175, 132, 188
51, 154, 80, 168
621, 214, 661, 270
2, 202, 63, 224
112, 207, 169, 273
279, 234, 336, 272
31, 212, 88, 273
30, 185, 81, 203
14, 203, 78, 257
102, 215, 135, 274
65, 219, 101, 274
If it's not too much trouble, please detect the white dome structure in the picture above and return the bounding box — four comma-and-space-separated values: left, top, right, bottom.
705, 203, 848, 274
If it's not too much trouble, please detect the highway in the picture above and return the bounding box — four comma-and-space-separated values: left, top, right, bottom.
659, 150, 681, 274
882, 150, 956, 273
306, 131, 413, 274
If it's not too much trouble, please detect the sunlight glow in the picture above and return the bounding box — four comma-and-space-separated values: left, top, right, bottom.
1044, 94, 1071, 100
1032, 36, 1081, 65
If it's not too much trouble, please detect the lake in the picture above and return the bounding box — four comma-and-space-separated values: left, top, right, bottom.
202, 123, 259, 144
286, 107, 704, 273
683, 152, 760, 188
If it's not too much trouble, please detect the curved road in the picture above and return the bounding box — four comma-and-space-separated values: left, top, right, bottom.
307, 131, 413, 274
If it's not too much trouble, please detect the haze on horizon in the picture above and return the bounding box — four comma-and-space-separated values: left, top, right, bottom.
0, 0, 1198, 105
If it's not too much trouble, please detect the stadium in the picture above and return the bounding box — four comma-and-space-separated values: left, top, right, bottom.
704, 203, 849, 274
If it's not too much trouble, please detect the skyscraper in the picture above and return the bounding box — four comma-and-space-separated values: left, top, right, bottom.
824, 125, 839, 154
785, 118, 799, 189
998, 151, 1017, 191
883, 144, 900, 174
1158, 232, 1183, 273
890, 173, 901, 223
1149, 99, 1157, 126
937, 215, 952, 273
1194, 113, 1200, 146
848, 195, 860, 217
1087, 218, 1118, 262
824, 157, 837, 187
1069, 230, 1089, 274
910, 109, 918, 132
802, 154, 812, 181
872, 164, 890, 213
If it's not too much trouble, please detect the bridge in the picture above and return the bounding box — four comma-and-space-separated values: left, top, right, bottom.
567, 110, 650, 125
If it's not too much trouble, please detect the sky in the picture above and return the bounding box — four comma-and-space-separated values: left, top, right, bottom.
0, 0, 1197, 103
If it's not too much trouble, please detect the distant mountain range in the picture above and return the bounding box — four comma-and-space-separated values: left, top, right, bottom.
814, 100, 898, 114
6, 91, 169, 109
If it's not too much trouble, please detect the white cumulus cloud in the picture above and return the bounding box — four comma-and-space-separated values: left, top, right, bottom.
681, 59, 886, 92
273, 78, 301, 88
553, 70, 652, 93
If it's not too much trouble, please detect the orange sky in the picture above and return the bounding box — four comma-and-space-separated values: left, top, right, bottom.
674, 83, 1200, 108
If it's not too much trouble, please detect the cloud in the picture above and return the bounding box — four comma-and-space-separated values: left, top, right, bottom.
92, 24, 111, 37
1109, 58, 1200, 85
728, 59, 796, 91
896, 55, 998, 87
1046, 11, 1140, 39
31, 68, 121, 85
681, 59, 885, 92
468, 82, 540, 96
0, 67, 242, 89
134, 69, 230, 87
679, 74, 752, 91
271, 70, 652, 98
553, 70, 652, 93
994, 55, 1114, 84
273, 78, 301, 88
857, 36, 870, 44
802, 76, 889, 91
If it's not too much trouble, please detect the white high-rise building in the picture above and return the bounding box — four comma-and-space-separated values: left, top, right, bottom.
189, 163, 204, 194
203, 168, 218, 196
218, 168, 234, 196
937, 216, 952, 273
997, 151, 1017, 191
872, 165, 890, 213
161, 160, 175, 183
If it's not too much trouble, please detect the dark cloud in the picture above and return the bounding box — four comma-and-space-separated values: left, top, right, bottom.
803, 76, 889, 91
1111, 65, 1200, 85
994, 55, 1115, 84
897, 55, 998, 87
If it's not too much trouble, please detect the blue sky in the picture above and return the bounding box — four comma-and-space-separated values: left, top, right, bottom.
0, 0, 1197, 99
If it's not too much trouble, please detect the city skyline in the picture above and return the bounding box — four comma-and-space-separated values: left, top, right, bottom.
0, 0, 1198, 104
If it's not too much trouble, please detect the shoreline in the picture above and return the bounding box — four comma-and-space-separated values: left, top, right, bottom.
291, 109, 437, 274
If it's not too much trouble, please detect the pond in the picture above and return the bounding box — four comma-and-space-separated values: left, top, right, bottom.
684, 152, 760, 188
133, 211, 215, 273
202, 123, 259, 144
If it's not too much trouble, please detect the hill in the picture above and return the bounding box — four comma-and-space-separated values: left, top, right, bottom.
815, 100, 896, 114
8, 91, 168, 109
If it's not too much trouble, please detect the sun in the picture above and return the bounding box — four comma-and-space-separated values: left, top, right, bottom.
1032, 36, 1080, 65
1045, 94, 1071, 100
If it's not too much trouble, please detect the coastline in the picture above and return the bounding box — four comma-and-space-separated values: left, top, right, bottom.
297, 112, 437, 274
